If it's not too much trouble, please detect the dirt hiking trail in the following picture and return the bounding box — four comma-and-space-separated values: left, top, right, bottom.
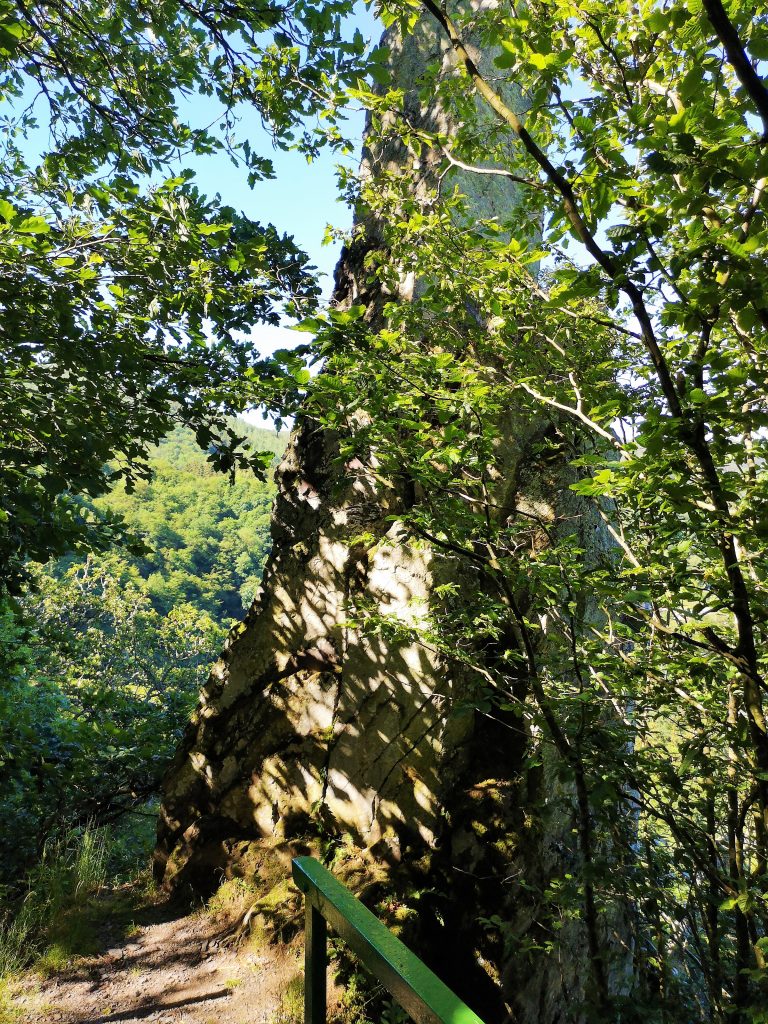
10, 890, 310, 1024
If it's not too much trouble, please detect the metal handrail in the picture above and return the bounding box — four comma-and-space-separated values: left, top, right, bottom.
292, 856, 485, 1024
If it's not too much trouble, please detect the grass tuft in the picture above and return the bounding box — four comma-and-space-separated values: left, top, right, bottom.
276, 973, 304, 1024
0, 823, 108, 980
206, 876, 261, 919
0, 977, 23, 1024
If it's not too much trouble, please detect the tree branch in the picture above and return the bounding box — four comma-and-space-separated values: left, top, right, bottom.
701, 0, 768, 137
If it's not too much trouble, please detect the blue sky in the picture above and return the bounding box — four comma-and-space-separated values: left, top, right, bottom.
11, 3, 380, 369
187, 112, 365, 380
177, 3, 381, 404
184, 5, 381, 293
165, 2, 376, 424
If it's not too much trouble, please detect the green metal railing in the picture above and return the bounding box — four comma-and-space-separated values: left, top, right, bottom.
292, 856, 485, 1024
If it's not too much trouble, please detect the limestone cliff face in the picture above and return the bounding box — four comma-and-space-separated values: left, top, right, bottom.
155, 8, 620, 1022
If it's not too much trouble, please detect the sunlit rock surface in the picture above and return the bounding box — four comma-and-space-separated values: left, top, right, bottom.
155, 6, 627, 1022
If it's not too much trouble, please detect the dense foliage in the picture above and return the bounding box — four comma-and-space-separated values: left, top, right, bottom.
296, 1, 768, 1020
0, 423, 284, 885
3, 0, 768, 1021
83, 423, 285, 619
0, 0, 364, 592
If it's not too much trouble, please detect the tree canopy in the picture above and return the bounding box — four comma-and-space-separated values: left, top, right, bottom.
296, 0, 768, 1017
0, 421, 284, 883
0, 0, 364, 591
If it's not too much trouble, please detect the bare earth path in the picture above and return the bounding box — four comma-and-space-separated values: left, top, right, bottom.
11, 894, 304, 1024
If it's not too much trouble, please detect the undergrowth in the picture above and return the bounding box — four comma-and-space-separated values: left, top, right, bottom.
0, 825, 108, 978
276, 974, 304, 1024
0, 977, 23, 1024
0, 825, 109, 1020
0, 811, 158, 988
205, 876, 262, 918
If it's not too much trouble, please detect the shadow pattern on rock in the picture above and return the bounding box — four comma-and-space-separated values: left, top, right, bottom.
154, 6, 628, 1023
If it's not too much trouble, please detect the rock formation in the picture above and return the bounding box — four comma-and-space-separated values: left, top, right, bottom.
155, 7, 625, 1021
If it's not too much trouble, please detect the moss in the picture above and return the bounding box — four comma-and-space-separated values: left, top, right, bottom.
206, 876, 262, 918
328, 963, 373, 1024
492, 837, 518, 857
253, 878, 296, 916
333, 851, 390, 901
394, 904, 416, 924
245, 923, 270, 957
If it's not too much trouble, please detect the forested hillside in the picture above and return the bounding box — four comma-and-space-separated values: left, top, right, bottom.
0, 422, 286, 884
76, 422, 286, 620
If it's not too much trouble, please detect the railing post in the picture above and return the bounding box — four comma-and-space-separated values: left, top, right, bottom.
305, 901, 327, 1024
293, 856, 486, 1024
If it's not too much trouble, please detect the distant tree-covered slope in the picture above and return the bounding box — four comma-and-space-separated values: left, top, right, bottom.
0, 421, 288, 882
59, 422, 288, 622
156, 421, 288, 472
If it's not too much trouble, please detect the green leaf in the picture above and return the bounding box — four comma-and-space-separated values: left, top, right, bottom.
494, 41, 517, 70
16, 216, 50, 234
197, 223, 230, 236
528, 52, 558, 71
